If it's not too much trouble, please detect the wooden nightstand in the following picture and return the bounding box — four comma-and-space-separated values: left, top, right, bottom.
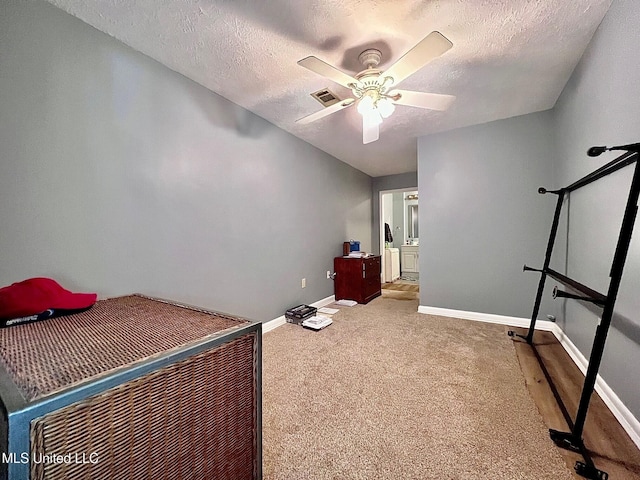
334, 255, 381, 304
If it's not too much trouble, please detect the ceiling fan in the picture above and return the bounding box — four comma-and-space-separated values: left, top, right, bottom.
296, 31, 455, 144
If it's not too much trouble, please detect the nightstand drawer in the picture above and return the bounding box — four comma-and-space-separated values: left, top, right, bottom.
363, 256, 381, 278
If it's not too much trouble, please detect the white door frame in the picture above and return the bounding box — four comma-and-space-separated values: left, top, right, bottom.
379, 187, 417, 283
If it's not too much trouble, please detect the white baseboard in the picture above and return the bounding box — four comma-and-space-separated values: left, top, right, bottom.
261, 315, 287, 334
417, 305, 556, 331
262, 295, 336, 334
418, 304, 640, 450
310, 295, 337, 308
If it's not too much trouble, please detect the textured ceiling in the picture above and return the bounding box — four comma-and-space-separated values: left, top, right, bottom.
45, 0, 612, 177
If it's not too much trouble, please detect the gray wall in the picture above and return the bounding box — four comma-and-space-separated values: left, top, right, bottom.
417, 111, 556, 318
551, 0, 640, 418
371, 172, 418, 254
0, 0, 372, 322
392, 192, 405, 248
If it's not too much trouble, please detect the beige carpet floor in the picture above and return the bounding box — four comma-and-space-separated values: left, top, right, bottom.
262, 297, 574, 480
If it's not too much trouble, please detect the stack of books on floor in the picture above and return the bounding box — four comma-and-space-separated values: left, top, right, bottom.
302, 315, 332, 330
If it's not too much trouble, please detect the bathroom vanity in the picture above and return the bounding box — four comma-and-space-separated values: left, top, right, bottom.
400, 245, 419, 274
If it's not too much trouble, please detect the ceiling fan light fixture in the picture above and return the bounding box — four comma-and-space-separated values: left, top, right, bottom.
377, 97, 395, 119
296, 31, 455, 144
356, 94, 376, 115
357, 90, 395, 120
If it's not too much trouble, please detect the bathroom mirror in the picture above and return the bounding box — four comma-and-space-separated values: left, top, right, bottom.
407, 204, 419, 240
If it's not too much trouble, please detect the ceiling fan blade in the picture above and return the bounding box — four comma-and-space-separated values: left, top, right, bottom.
298, 56, 359, 89
296, 98, 355, 125
362, 114, 380, 144
391, 90, 455, 111
384, 31, 453, 87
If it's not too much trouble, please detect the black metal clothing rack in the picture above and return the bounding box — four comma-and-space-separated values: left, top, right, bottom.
509, 144, 640, 480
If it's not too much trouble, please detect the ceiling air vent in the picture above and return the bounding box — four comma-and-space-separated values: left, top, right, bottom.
310, 88, 341, 107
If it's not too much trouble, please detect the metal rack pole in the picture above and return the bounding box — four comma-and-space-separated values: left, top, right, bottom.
520, 190, 565, 344
573, 155, 640, 439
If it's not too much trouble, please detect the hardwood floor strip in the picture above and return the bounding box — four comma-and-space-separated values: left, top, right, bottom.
511, 326, 640, 479
381, 282, 419, 293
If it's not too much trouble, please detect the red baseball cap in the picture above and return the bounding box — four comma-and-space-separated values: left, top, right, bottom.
0, 278, 97, 321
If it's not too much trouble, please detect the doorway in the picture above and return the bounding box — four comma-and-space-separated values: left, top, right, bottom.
379, 189, 419, 299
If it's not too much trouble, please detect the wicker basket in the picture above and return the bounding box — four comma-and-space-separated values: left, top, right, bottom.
0, 295, 262, 480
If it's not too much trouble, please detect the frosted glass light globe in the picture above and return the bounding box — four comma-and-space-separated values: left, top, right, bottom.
357, 95, 375, 115
377, 97, 396, 118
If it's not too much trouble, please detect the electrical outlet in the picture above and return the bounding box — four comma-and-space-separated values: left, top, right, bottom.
301, 278, 306, 288
326, 270, 331, 279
